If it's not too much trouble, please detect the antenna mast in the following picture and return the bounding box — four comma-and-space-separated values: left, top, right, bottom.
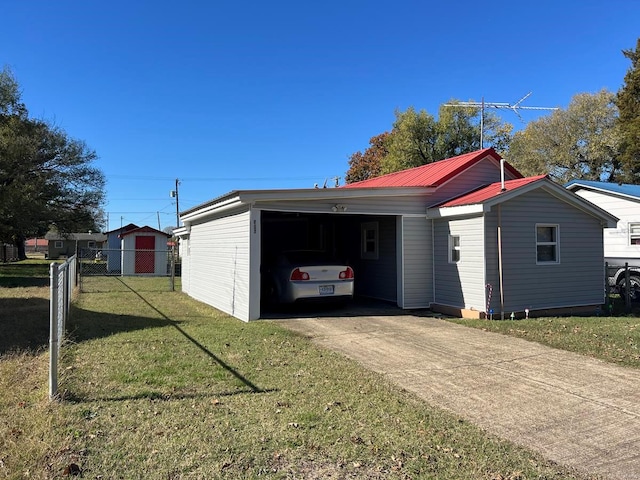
444, 92, 558, 148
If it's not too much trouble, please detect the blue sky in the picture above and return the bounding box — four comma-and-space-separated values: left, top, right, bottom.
2, 0, 639, 231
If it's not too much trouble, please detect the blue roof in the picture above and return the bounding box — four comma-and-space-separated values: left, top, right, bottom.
565, 179, 640, 200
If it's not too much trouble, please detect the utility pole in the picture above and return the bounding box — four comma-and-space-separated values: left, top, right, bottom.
170, 179, 180, 227
444, 92, 559, 148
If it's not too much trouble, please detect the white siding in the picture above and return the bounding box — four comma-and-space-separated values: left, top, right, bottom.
485, 190, 605, 312
433, 215, 486, 310
573, 189, 640, 263
181, 236, 191, 293
186, 206, 252, 321
398, 217, 433, 308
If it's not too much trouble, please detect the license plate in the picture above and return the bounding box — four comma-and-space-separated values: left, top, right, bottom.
319, 285, 334, 295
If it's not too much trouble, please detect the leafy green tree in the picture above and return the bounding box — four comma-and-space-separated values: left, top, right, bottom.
345, 132, 389, 183
348, 103, 512, 178
0, 67, 105, 258
616, 38, 640, 183
507, 89, 620, 184
382, 107, 439, 173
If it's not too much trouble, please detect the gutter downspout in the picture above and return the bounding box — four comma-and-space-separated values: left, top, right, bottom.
498, 204, 505, 320
497, 158, 507, 320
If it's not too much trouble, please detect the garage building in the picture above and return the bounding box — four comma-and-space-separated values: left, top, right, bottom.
175, 148, 617, 321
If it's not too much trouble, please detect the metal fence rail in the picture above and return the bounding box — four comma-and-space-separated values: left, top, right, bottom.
49, 255, 78, 399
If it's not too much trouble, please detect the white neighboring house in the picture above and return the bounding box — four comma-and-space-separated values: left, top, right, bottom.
566, 180, 640, 294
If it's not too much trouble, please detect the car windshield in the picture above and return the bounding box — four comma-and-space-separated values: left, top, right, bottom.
278, 250, 337, 266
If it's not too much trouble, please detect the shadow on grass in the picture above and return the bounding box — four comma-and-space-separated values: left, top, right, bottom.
0, 297, 51, 355
66, 277, 268, 401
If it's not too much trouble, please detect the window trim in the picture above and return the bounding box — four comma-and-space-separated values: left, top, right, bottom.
629, 222, 640, 246
361, 221, 379, 260
535, 224, 560, 264
54, 240, 63, 249
448, 234, 460, 264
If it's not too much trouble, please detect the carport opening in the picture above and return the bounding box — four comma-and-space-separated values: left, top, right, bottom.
259, 211, 398, 315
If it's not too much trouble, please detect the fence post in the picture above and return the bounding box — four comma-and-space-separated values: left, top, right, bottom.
170, 245, 176, 292
605, 262, 610, 314
49, 263, 60, 400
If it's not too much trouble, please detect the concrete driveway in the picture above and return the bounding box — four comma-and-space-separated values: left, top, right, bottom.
277, 312, 640, 480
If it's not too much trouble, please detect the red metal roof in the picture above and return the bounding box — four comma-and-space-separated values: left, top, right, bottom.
435, 175, 548, 208
342, 148, 522, 189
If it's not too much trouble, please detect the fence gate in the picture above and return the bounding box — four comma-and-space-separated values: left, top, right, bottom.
78, 247, 179, 292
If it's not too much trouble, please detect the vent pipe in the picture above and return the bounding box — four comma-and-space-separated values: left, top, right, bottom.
500, 158, 506, 192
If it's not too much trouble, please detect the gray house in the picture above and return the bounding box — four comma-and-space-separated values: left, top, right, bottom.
45, 231, 107, 260
175, 148, 617, 321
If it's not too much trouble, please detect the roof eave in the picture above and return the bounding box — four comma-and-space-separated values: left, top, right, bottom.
426, 204, 486, 218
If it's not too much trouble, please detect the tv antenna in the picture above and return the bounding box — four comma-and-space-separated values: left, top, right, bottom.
444, 92, 559, 148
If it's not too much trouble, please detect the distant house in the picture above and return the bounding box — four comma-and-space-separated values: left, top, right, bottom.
45, 232, 107, 260
175, 148, 618, 321
25, 238, 48, 253
119, 226, 171, 276
104, 223, 139, 273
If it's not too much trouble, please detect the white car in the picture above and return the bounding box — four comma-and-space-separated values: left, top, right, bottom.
262, 250, 354, 304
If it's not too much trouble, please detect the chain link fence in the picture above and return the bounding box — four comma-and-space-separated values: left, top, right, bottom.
78, 247, 180, 293
49, 255, 78, 399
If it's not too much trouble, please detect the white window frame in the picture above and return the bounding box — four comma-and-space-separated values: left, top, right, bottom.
629, 222, 640, 246
536, 224, 560, 264
361, 221, 379, 260
448, 234, 460, 263
54, 240, 63, 249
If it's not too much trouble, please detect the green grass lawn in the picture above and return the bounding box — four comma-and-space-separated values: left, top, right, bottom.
0, 261, 612, 478
449, 314, 640, 369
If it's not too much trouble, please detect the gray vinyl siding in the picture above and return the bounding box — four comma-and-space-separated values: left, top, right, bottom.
186, 206, 252, 321
427, 158, 515, 207
433, 215, 486, 310
485, 189, 605, 312
399, 216, 433, 308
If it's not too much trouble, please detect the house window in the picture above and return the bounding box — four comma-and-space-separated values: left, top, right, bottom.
449, 235, 460, 263
536, 224, 559, 263
630, 223, 640, 245
361, 222, 379, 260
88, 241, 96, 249
54, 240, 63, 249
